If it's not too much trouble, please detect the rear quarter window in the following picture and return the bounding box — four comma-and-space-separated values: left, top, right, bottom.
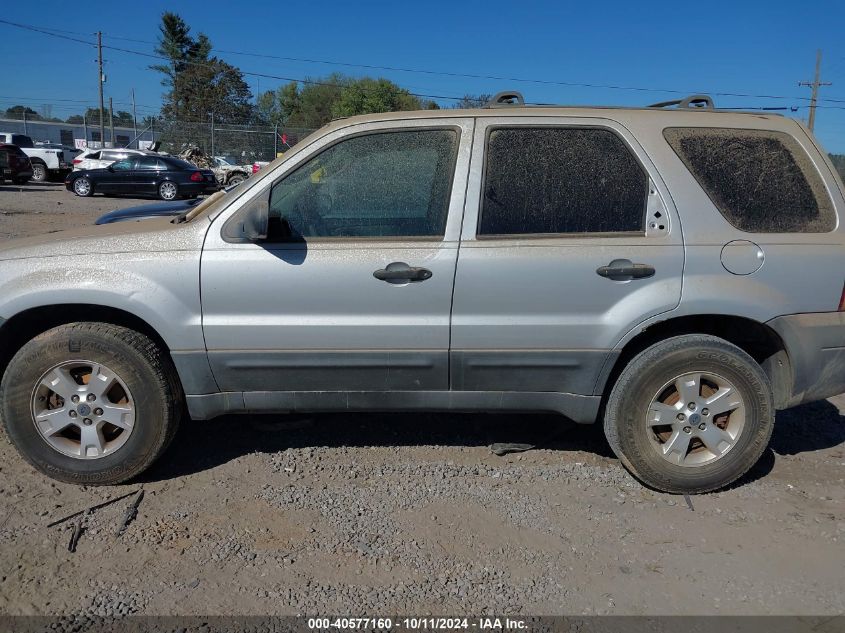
664, 127, 835, 233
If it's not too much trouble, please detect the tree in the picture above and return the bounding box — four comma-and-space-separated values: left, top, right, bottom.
256, 75, 432, 130
151, 12, 252, 123
112, 111, 135, 127
331, 77, 422, 119
455, 94, 492, 109
5, 105, 41, 121
65, 115, 84, 124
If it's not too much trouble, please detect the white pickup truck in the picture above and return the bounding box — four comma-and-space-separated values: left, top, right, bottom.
0, 132, 72, 182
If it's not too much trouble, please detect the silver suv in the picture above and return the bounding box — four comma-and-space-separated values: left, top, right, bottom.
1, 93, 843, 493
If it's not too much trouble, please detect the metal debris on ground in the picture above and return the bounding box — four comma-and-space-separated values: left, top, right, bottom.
683, 493, 694, 511
490, 442, 536, 456
46, 489, 141, 528
68, 510, 88, 553
115, 489, 145, 537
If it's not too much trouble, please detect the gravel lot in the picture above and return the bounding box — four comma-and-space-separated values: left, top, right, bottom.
0, 183, 843, 617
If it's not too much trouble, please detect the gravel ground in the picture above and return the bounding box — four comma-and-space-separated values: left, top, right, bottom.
0, 183, 843, 617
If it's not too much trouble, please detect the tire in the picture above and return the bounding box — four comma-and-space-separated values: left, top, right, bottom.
31, 162, 48, 183
603, 334, 774, 494
0, 323, 182, 485
227, 174, 245, 186
158, 181, 178, 200
72, 177, 93, 197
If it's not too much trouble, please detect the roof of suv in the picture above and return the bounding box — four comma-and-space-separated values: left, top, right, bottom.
323, 92, 795, 130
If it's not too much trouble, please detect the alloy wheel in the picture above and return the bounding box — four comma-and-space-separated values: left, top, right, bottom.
646, 371, 746, 467
30, 360, 136, 459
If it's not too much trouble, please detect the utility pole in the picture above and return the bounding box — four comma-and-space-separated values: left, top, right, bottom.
131, 89, 138, 148
97, 31, 105, 148
210, 111, 215, 157
109, 97, 115, 147
799, 49, 832, 133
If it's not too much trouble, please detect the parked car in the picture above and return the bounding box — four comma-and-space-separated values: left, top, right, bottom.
95, 198, 201, 224
72, 148, 155, 171
0, 133, 71, 182
0, 144, 33, 184
65, 154, 219, 200
94, 183, 239, 224
1, 92, 843, 493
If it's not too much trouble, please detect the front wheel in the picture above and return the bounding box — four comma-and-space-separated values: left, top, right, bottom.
603, 334, 774, 494
0, 323, 182, 484
158, 181, 178, 200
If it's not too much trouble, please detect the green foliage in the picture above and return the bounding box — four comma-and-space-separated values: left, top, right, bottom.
5, 105, 41, 120
455, 94, 492, 109
331, 77, 422, 119
256, 75, 428, 129
151, 12, 252, 123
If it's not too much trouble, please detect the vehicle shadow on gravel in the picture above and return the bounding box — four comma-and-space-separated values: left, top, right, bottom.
141, 411, 612, 483
140, 399, 844, 485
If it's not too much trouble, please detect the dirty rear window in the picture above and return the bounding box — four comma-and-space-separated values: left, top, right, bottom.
478, 127, 648, 236
664, 127, 835, 233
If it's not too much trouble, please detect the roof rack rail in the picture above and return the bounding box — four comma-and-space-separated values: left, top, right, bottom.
648, 94, 715, 110
483, 91, 526, 108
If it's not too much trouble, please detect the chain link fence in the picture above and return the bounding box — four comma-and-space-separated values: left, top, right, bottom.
0, 115, 315, 162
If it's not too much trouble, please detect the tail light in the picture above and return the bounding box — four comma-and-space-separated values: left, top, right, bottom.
839, 282, 845, 311
72, 159, 82, 165
190, 171, 203, 182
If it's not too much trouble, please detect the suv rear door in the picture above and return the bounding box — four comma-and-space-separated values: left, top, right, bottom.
450, 116, 684, 397
200, 118, 473, 399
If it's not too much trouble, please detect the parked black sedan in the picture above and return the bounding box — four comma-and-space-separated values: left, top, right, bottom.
65, 154, 219, 200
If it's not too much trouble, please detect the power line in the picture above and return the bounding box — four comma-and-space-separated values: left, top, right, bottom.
97, 31, 845, 105
4, 17, 845, 107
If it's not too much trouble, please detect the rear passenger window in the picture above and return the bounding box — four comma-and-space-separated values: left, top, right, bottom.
664, 127, 835, 233
478, 127, 648, 235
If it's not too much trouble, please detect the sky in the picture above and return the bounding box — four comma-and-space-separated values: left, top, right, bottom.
2, 0, 845, 152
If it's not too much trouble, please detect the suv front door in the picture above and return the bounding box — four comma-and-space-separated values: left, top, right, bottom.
200, 118, 473, 402
450, 117, 684, 398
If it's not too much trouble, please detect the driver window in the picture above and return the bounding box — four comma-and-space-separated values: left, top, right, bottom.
268, 129, 458, 239
110, 159, 134, 170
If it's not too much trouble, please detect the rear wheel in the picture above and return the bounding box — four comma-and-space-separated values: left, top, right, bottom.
0, 323, 182, 484
158, 181, 178, 200
31, 162, 48, 182
73, 177, 93, 197
227, 173, 246, 186
604, 334, 774, 493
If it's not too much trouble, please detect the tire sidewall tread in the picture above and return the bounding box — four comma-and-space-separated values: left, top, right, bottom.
604, 334, 774, 494
0, 322, 181, 485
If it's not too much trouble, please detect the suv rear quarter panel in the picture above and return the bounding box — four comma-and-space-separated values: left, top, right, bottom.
612, 111, 844, 330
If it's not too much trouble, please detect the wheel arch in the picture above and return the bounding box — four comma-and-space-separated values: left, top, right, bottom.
0, 304, 180, 392
597, 314, 793, 409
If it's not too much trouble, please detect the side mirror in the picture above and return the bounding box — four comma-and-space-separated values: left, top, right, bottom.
222, 193, 269, 242
107, 165, 115, 172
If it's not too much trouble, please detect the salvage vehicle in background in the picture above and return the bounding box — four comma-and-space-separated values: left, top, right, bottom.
212, 156, 250, 186
72, 148, 156, 171
1, 92, 843, 494
66, 154, 218, 200
0, 132, 71, 182
0, 144, 33, 184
